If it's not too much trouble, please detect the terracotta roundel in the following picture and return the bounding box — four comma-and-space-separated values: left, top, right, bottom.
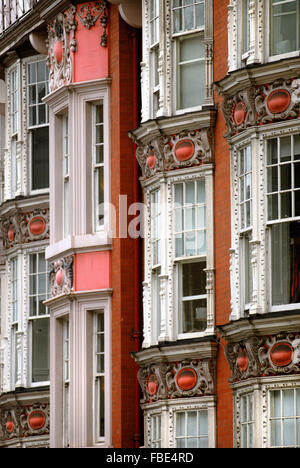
174, 139, 195, 162
232, 101, 247, 126
29, 216, 46, 236
56, 269, 64, 287
8, 226, 14, 242
237, 348, 249, 372
266, 89, 291, 114
146, 374, 159, 396
53, 40, 64, 64
28, 410, 46, 430
146, 151, 157, 170
176, 368, 197, 391
270, 342, 293, 367
6, 421, 14, 433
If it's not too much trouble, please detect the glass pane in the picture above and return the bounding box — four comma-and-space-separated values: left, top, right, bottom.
280, 136, 291, 162
176, 413, 185, 437
30, 254, 37, 274
294, 134, 300, 160
197, 206, 206, 229
197, 230, 206, 255
175, 208, 183, 233
38, 253, 46, 272
185, 231, 196, 256
186, 207, 195, 230
37, 84, 46, 104
180, 36, 205, 62
268, 194, 278, 220
183, 5, 194, 30
38, 274, 46, 295
96, 125, 104, 144
32, 127, 49, 190
37, 60, 46, 82
179, 61, 205, 108
283, 390, 295, 417
32, 318, 50, 382
29, 106, 36, 126
186, 182, 195, 204
280, 191, 292, 218
187, 412, 197, 436
267, 138, 278, 165
197, 179, 205, 204
182, 262, 206, 297
175, 184, 184, 205
295, 162, 300, 188
182, 298, 207, 333
199, 437, 208, 448
187, 437, 198, 448
271, 223, 290, 305
96, 104, 103, 124
283, 419, 295, 447
29, 85, 36, 105
199, 410, 208, 435
267, 166, 278, 193
30, 275, 36, 295
173, 9, 182, 33
195, 3, 204, 28
96, 145, 104, 165
28, 63, 36, 84
271, 390, 281, 417
271, 1, 298, 55
176, 234, 184, 257
271, 419, 281, 447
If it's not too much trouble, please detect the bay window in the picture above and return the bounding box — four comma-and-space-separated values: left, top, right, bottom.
174, 179, 207, 336
151, 414, 162, 448
9, 67, 19, 198
10, 256, 18, 388
239, 146, 253, 311
63, 114, 70, 238
94, 103, 104, 231
267, 134, 300, 308
95, 311, 105, 442
175, 410, 209, 448
270, 0, 299, 57
150, 0, 160, 116
151, 189, 161, 342
28, 59, 49, 192
240, 393, 254, 448
269, 388, 300, 448
28, 252, 50, 384
172, 1, 206, 110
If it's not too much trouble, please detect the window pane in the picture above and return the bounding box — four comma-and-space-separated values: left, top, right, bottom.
182, 262, 206, 297
32, 127, 49, 190
271, 223, 290, 305
271, 419, 281, 447
187, 412, 197, 436
271, 0, 298, 55
267, 138, 278, 165
32, 318, 50, 382
183, 298, 207, 333
176, 413, 185, 437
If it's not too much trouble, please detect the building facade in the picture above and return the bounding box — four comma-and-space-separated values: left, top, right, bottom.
0, 0, 299, 450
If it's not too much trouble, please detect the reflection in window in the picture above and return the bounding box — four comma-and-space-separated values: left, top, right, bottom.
270, 0, 299, 56
175, 410, 208, 448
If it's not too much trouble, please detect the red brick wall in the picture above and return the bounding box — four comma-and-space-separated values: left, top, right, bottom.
213, 0, 233, 448
109, 5, 138, 448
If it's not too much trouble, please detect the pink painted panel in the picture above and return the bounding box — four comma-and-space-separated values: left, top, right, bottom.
74, 251, 111, 291
72, 3, 109, 83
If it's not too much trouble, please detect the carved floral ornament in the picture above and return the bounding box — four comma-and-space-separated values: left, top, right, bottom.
225, 332, 300, 383
137, 358, 216, 404
133, 129, 214, 179
47, 1, 108, 92
0, 403, 49, 441
220, 77, 300, 138
1, 209, 49, 250
49, 255, 74, 298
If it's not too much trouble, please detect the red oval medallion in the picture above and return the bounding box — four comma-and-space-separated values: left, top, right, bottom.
6, 421, 14, 433
29, 217, 46, 236
233, 101, 247, 126
8, 227, 14, 242
237, 349, 249, 372
270, 342, 293, 367
53, 40, 64, 64
56, 269, 64, 286
146, 374, 158, 396
267, 89, 291, 114
176, 368, 197, 391
174, 140, 195, 162
146, 152, 156, 170
28, 410, 46, 430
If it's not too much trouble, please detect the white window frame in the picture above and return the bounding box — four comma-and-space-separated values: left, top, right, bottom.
63, 113, 70, 238
93, 102, 105, 232
10, 256, 19, 389
27, 57, 50, 195
265, 133, 300, 313
28, 251, 50, 387
268, 0, 300, 61
143, 397, 216, 448
63, 317, 70, 448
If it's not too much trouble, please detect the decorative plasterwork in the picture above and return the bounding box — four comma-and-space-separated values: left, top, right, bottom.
49, 255, 74, 298
134, 128, 214, 179
77, 1, 108, 46
47, 2, 108, 92
225, 332, 300, 383
220, 77, 300, 138
47, 7, 77, 92
0, 403, 49, 443
1, 209, 50, 250
137, 358, 216, 404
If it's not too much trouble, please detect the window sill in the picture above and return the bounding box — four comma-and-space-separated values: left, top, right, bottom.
271, 303, 300, 313
268, 50, 300, 63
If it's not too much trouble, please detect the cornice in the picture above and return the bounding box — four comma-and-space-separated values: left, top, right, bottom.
215, 57, 300, 97
132, 338, 218, 367
129, 109, 217, 146
0, 194, 49, 218
217, 311, 300, 342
